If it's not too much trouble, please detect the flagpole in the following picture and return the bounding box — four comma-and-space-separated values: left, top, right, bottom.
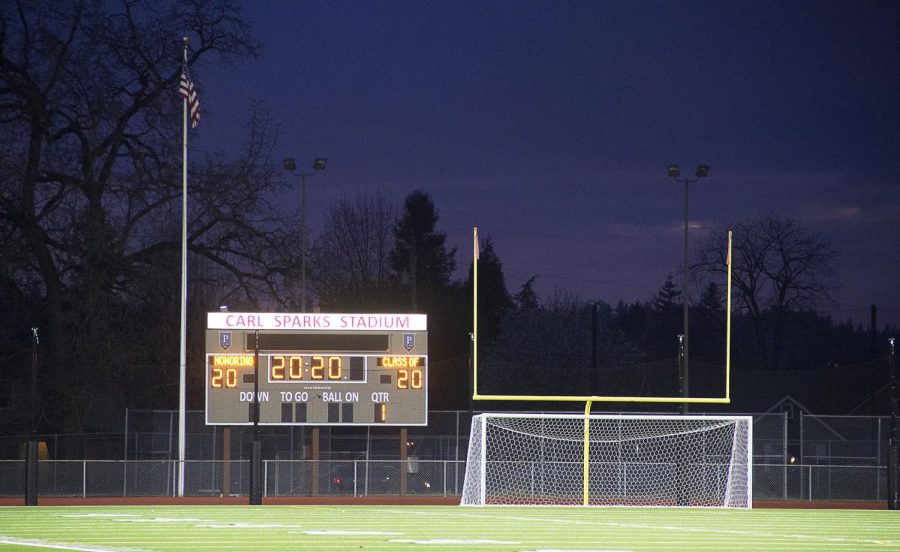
177, 36, 188, 498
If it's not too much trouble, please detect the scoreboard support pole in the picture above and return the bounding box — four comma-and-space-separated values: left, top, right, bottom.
249, 331, 262, 505
400, 428, 408, 497
250, 440, 262, 505
311, 428, 321, 495
222, 427, 231, 497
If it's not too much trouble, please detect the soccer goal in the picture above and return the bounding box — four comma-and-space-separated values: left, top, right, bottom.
461, 413, 752, 508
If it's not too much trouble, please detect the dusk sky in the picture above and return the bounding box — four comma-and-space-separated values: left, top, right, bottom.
194, 1, 900, 329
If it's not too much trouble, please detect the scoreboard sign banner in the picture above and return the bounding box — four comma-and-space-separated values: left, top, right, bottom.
205, 312, 427, 426
206, 312, 427, 332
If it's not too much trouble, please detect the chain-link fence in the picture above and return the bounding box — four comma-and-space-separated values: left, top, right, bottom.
0, 458, 887, 502
0, 459, 464, 498
0, 410, 896, 503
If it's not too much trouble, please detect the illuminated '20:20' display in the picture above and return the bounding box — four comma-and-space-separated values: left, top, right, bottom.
269, 355, 363, 381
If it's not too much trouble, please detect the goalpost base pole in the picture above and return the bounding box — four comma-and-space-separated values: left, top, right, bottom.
583, 400, 592, 506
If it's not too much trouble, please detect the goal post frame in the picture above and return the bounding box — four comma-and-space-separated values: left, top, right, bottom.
471, 227, 735, 404
462, 412, 754, 508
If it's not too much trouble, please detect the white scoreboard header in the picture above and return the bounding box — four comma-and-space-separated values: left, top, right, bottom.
206, 312, 427, 332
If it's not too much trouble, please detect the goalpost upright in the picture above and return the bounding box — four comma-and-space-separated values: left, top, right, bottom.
468, 227, 742, 507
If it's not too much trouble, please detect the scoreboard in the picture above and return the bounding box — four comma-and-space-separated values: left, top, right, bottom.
205, 312, 427, 426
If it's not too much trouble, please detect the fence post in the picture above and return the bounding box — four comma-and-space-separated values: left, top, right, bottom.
783, 411, 788, 500
889, 337, 898, 510
808, 464, 812, 502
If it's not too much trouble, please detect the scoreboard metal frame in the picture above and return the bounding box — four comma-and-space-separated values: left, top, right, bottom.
205, 312, 427, 426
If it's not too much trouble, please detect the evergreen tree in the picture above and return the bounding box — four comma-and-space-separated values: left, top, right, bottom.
389, 191, 457, 310
647, 275, 683, 360
652, 274, 682, 312
693, 282, 725, 363
468, 237, 514, 345
387, 191, 467, 408
513, 276, 540, 311
699, 282, 723, 314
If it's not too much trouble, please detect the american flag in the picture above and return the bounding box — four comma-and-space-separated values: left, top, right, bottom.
473, 227, 480, 260
179, 66, 200, 128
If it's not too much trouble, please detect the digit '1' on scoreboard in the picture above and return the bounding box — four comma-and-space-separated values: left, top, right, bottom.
204, 312, 427, 426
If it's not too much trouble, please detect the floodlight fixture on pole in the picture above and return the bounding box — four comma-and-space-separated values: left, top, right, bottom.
284, 156, 328, 312
667, 163, 710, 413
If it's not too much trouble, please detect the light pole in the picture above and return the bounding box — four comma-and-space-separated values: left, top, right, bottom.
283, 157, 327, 311
667, 164, 709, 413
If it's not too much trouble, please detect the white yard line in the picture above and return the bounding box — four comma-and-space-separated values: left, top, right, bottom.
438, 511, 900, 548
0, 536, 136, 552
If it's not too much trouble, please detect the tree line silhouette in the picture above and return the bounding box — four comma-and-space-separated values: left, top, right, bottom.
0, 1, 894, 437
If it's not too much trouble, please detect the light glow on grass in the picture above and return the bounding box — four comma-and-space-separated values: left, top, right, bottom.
0, 505, 898, 551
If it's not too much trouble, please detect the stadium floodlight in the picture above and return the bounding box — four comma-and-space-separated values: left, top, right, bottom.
668, 164, 711, 413
284, 156, 328, 311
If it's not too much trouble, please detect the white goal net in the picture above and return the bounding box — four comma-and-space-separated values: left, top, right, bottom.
461, 413, 752, 508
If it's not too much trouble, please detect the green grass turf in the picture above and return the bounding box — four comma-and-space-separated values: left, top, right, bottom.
0, 505, 898, 551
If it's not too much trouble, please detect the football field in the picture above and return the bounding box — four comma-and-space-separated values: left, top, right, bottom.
0, 505, 898, 551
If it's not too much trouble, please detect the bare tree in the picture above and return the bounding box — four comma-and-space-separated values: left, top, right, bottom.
696, 215, 833, 369
307, 192, 397, 310
0, 0, 282, 430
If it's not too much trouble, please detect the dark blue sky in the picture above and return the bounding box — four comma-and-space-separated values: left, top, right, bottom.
194, 0, 900, 328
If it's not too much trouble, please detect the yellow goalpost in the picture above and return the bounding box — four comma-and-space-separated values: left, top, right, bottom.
470, 227, 734, 505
